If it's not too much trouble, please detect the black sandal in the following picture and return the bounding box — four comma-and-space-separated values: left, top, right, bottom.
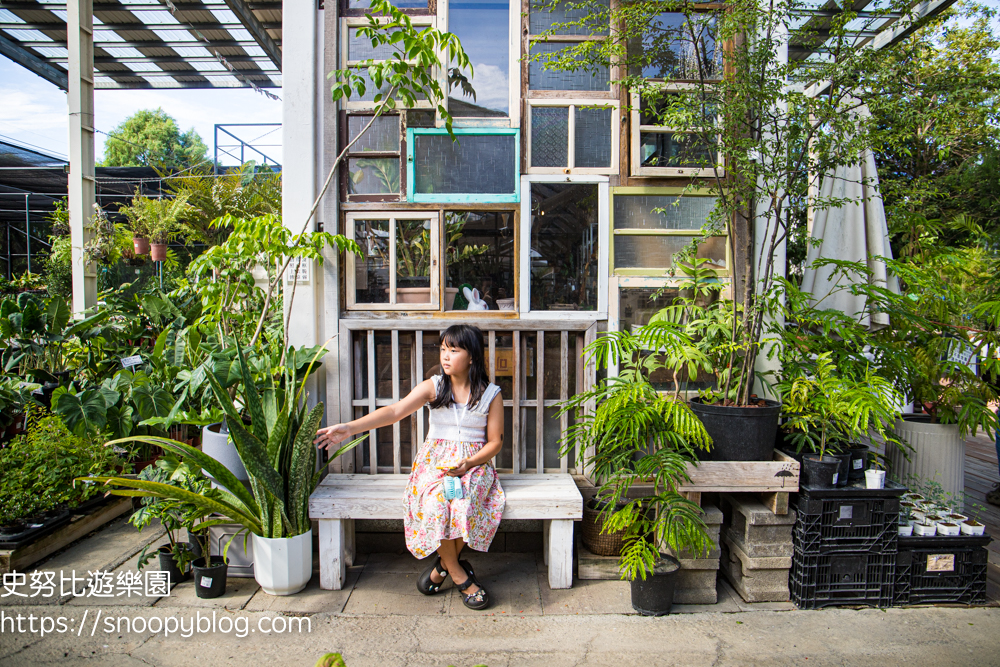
417, 556, 449, 595
455, 563, 489, 610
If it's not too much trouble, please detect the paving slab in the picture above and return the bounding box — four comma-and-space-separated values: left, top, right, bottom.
342, 566, 449, 615
537, 574, 634, 615
245, 565, 362, 614
65, 546, 164, 608
444, 552, 542, 617
153, 571, 259, 610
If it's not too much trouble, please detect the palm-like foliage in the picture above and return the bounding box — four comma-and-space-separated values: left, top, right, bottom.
556, 322, 714, 581
777, 352, 904, 460
83, 343, 365, 539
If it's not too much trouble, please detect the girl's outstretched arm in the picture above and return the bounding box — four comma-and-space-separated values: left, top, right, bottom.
315, 378, 437, 452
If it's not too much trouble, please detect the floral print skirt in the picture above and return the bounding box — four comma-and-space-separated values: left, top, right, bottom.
403, 438, 505, 559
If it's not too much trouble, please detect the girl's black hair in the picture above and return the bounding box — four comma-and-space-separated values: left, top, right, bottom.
429, 324, 489, 410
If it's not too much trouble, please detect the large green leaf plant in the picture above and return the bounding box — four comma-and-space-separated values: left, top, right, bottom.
83, 344, 365, 540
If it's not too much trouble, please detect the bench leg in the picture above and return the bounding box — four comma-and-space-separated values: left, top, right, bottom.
546, 519, 573, 589
318, 519, 346, 591
345, 519, 356, 567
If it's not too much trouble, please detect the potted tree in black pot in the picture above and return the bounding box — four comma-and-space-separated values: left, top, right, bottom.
558, 322, 715, 615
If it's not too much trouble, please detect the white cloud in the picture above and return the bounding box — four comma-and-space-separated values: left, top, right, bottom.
455, 62, 509, 113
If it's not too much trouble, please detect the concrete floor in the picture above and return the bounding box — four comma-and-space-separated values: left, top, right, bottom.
2, 516, 999, 666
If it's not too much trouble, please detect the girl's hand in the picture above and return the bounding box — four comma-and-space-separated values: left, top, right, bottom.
446, 458, 470, 476
315, 424, 352, 452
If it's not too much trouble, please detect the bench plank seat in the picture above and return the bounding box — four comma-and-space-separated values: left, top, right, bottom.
309, 473, 583, 591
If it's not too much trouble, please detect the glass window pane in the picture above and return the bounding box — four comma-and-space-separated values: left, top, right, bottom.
347, 28, 398, 61
449, 0, 509, 116
638, 131, 715, 168
347, 157, 400, 195
530, 43, 609, 91
531, 107, 569, 167
530, 183, 599, 311
396, 219, 432, 299
348, 115, 400, 152
413, 133, 517, 196
634, 12, 721, 80
573, 106, 612, 168
529, 0, 609, 36
614, 235, 726, 269
640, 92, 717, 127
349, 68, 427, 103
349, 0, 429, 9
613, 195, 717, 230
445, 211, 515, 310
354, 219, 390, 303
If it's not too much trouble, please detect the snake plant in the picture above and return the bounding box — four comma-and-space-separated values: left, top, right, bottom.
83, 343, 365, 539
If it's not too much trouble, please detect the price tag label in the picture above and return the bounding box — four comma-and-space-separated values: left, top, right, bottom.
121, 355, 143, 369
200, 576, 213, 587
926, 554, 955, 572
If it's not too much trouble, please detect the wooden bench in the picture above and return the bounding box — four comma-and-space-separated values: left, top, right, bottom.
309, 473, 583, 590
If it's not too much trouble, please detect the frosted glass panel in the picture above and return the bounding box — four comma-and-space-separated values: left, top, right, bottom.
348, 115, 400, 152
531, 107, 569, 167
413, 133, 517, 195
639, 132, 714, 168
348, 28, 398, 61
530, 183, 599, 310
613, 195, 717, 230
347, 158, 400, 195
530, 43, 609, 91
529, 0, 609, 35
635, 13, 721, 80
614, 235, 726, 269
354, 219, 390, 303
574, 107, 612, 168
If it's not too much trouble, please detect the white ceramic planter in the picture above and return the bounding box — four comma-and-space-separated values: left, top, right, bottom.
936, 522, 961, 536
898, 523, 914, 536
913, 522, 937, 537
891, 417, 965, 498
961, 521, 986, 536
202, 423, 249, 482
252, 530, 312, 596
865, 469, 885, 489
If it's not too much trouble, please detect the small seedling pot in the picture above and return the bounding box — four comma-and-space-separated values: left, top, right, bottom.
829, 452, 852, 487
157, 545, 192, 584
913, 522, 937, 537
945, 513, 967, 524
898, 523, 914, 537
902, 493, 925, 503
960, 520, 985, 536
802, 454, 841, 488
923, 514, 944, 525
864, 469, 885, 489
936, 522, 961, 536
847, 444, 870, 481
150, 243, 168, 262
192, 556, 228, 599
132, 237, 150, 255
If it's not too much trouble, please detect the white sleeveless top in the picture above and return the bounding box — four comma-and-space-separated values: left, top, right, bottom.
425, 375, 501, 443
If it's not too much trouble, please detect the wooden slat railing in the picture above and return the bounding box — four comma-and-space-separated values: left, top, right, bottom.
333, 319, 599, 476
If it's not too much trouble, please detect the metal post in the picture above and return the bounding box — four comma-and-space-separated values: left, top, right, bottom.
68, 0, 97, 314
214, 124, 219, 175
25, 193, 31, 273
5, 216, 11, 279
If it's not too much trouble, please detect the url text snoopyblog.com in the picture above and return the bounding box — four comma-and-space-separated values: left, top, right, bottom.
1, 609, 311, 638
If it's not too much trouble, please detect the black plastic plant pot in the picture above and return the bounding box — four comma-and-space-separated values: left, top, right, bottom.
629, 554, 681, 616
829, 452, 852, 487
192, 556, 228, 599
689, 398, 781, 461
847, 445, 870, 481
801, 454, 840, 488
157, 545, 191, 585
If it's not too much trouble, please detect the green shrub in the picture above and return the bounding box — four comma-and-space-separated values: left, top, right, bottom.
0, 407, 127, 527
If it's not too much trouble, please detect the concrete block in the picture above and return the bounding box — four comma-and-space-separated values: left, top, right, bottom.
722, 533, 792, 570
721, 495, 796, 554
721, 494, 797, 526
660, 505, 723, 560
673, 568, 718, 605
722, 526, 793, 559
719, 544, 790, 603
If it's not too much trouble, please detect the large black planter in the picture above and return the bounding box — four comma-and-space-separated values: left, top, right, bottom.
192, 556, 228, 599
689, 398, 781, 461
630, 555, 681, 616
801, 454, 840, 488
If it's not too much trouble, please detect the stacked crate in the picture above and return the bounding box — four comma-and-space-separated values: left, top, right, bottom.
894, 534, 991, 605
789, 482, 905, 609
719, 494, 797, 602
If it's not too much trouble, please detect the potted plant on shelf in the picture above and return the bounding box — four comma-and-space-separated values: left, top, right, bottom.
776, 352, 903, 488
85, 344, 366, 596
119, 189, 151, 255
120, 192, 190, 262
557, 321, 714, 616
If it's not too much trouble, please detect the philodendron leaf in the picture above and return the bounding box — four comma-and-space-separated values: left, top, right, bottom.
46, 297, 71, 333
52, 387, 108, 436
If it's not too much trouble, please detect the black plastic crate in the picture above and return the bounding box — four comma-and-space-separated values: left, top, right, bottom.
894, 534, 991, 606
792, 485, 904, 555
790, 548, 896, 609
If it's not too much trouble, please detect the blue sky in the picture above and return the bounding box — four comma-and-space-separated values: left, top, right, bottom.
0, 56, 282, 164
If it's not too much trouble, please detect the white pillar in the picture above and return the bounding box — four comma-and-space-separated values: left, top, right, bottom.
67, 0, 96, 314
282, 0, 322, 349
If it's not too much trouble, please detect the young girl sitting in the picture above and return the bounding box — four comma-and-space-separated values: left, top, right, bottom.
314, 324, 504, 610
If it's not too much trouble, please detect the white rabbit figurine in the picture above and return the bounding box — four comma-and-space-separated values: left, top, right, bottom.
463, 286, 488, 311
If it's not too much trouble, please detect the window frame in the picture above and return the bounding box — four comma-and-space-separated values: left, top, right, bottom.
525, 99, 620, 175
630, 86, 725, 178
406, 127, 521, 203
518, 174, 609, 319
345, 211, 442, 311
524, 0, 615, 100
609, 186, 731, 277
340, 15, 437, 111
340, 111, 404, 202
340, 0, 436, 17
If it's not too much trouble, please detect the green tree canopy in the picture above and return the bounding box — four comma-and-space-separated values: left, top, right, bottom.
100, 108, 209, 169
